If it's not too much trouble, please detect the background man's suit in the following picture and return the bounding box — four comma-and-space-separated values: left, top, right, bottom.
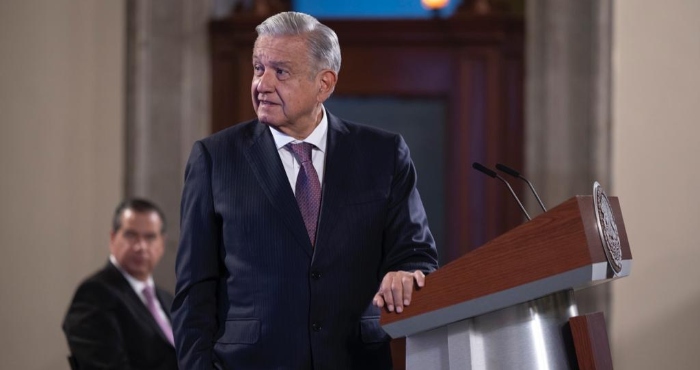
173, 111, 438, 370
63, 262, 178, 370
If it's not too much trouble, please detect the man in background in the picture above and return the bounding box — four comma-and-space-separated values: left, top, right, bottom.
172, 11, 438, 370
63, 198, 178, 370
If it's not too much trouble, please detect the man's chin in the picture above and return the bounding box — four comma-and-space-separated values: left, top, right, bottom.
125, 265, 150, 279
258, 117, 282, 128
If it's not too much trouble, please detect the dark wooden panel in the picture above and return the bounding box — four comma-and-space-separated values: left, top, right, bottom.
390, 338, 406, 370
570, 312, 614, 369
334, 48, 453, 96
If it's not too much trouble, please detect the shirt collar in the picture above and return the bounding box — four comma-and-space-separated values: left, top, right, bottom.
269, 105, 328, 153
109, 254, 155, 294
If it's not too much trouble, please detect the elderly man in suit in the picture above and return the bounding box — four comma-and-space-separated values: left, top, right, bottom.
63, 199, 177, 370
172, 11, 439, 370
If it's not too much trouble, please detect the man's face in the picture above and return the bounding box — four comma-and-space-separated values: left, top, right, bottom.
251, 35, 326, 138
109, 209, 165, 281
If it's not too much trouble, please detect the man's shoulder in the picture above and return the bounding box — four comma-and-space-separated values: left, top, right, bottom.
200, 118, 260, 149
68, 264, 124, 305
77, 262, 114, 283
330, 113, 400, 143
79, 263, 132, 293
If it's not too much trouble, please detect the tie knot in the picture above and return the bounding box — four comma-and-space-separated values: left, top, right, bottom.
287, 142, 314, 164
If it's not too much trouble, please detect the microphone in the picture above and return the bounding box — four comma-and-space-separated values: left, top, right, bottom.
495, 163, 547, 212
472, 162, 531, 221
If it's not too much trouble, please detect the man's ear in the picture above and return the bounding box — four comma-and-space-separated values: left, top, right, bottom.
317, 69, 338, 102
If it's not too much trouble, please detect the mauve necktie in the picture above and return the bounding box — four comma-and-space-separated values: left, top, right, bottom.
287, 142, 322, 246
142, 286, 175, 346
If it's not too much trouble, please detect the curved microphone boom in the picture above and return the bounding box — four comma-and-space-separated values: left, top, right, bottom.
495, 163, 547, 212
472, 162, 531, 221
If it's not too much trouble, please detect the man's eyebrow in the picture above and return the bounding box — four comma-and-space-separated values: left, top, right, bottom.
270, 61, 292, 68
252, 57, 293, 69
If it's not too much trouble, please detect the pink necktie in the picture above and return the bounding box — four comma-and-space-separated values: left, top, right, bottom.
142, 286, 175, 346
287, 142, 322, 247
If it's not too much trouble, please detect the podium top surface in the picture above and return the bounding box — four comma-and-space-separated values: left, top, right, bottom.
380, 196, 632, 338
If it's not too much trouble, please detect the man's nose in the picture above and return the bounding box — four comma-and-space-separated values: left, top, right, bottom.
133, 237, 148, 251
256, 69, 275, 93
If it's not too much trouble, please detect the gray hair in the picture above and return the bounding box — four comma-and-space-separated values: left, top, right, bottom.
255, 12, 341, 75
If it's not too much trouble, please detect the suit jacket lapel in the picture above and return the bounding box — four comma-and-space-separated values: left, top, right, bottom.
315, 113, 352, 251
244, 121, 313, 256
103, 263, 174, 347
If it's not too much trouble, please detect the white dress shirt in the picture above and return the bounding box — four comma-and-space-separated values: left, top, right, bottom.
109, 255, 172, 327
269, 105, 328, 193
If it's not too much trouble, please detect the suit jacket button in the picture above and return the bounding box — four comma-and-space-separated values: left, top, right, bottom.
311, 271, 321, 280
312, 322, 322, 332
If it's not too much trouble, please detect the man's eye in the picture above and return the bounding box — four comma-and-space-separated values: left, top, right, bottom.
253, 65, 264, 75
276, 69, 289, 78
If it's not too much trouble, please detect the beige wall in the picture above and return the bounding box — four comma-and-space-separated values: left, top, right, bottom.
612, 0, 700, 368
0, 1, 124, 369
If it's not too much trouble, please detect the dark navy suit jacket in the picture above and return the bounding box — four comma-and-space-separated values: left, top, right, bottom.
172, 112, 438, 370
63, 262, 177, 370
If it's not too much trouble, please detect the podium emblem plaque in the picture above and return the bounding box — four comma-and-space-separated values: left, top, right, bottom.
593, 181, 622, 274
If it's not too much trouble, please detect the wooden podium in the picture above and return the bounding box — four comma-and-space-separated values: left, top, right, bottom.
381, 192, 632, 369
